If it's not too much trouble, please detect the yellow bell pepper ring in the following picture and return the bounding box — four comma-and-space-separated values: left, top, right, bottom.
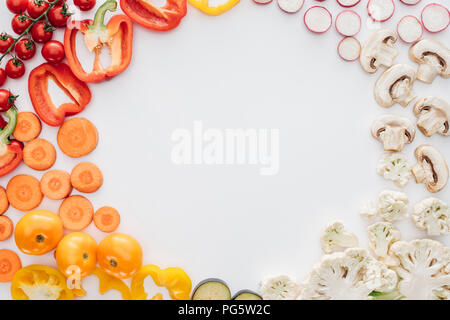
92, 267, 132, 300
188, 0, 240, 16
131, 265, 192, 300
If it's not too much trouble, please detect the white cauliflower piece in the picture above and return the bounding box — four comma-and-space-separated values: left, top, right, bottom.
320, 221, 358, 253
377, 152, 412, 187
367, 222, 401, 259
259, 275, 299, 300
361, 190, 409, 222
390, 239, 450, 300
298, 248, 397, 300
412, 198, 450, 236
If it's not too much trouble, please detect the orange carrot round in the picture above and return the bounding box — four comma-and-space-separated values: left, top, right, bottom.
70, 162, 103, 193
57, 118, 98, 158
0, 187, 9, 215
0, 216, 13, 241
0, 249, 21, 282
6, 175, 43, 212
13, 112, 42, 142
59, 195, 94, 231
23, 138, 57, 171
40, 170, 72, 200
93, 206, 120, 233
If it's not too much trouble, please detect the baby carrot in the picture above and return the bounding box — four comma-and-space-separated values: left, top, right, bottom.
59, 195, 94, 231
6, 175, 43, 211
0, 249, 21, 282
70, 162, 103, 193
57, 118, 98, 158
0, 216, 13, 241
40, 170, 72, 200
0, 187, 9, 215
13, 112, 42, 142
94, 206, 120, 233
23, 138, 57, 171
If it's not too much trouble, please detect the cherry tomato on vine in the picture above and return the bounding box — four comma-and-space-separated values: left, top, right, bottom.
15, 38, 36, 60
0, 90, 16, 112
6, 0, 28, 14
0, 69, 6, 87
0, 34, 15, 54
74, 0, 96, 11
41, 40, 65, 63
48, 4, 71, 27
5, 58, 26, 79
27, 0, 50, 19
31, 21, 54, 43
11, 14, 33, 34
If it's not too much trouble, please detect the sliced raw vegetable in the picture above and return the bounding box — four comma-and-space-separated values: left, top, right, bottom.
233, 290, 263, 300
400, 0, 421, 5
6, 175, 43, 212
304, 6, 332, 34
13, 112, 41, 142
0, 187, 9, 215
23, 138, 56, 171
94, 206, 120, 233
277, 0, 304, 13
59, 195, 94, 231
367, 0, 395, 22
253, 0, 273, 4
0, 216, 13, 241
192, 279, 232, 300
70, 162, 103, 193
0, 249, 21, 283
337, 0, 360, 7
338, 37, 361, 61
397, 16, 422, 43
421, 3, 449, 33
335, 10, 361, 36
40, 170, 72, 200
57, 118, 98, 158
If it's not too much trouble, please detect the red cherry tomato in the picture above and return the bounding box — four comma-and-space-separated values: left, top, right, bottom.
31, 21, 53, 43
27, 0, 49, 19
0, 90, 16, 112
6, 0, 28, 14
11, 14, 33, 34
74, 0, 96, 11
15, 38, 36, 60
5, 58, 26, 79
48, 4, 71, 28
0, 34, 15, 54
0, 69, 6, 87
41, 40, 65, 64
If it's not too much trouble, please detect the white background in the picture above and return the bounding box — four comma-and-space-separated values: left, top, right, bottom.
0, 0, 449, 299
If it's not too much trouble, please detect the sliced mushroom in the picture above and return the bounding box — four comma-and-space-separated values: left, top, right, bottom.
360, 29, 399, 74
371, 114, 416, 151
409, 39, 450, 84
412, 145, 449, 193
374, 64, 417, 108
414, 97, 450, 137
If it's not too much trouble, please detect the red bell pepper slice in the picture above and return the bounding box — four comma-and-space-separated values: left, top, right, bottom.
120, 0, 187, 31
65, 0, 133, 83
0, 107, 23, 178
28, 63, 92, 127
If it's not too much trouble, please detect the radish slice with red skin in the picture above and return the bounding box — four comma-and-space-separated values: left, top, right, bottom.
421, 3, 450, 33
399, 0, 421, 5
367, 0, 395, 22
253, 0, 273, 4
278, 0, 304, 13
337, 0, 361, 7
338, 37, 361, 61
304, 6, 333, 34
335, 10, 361, 36
397, 16, 422, 43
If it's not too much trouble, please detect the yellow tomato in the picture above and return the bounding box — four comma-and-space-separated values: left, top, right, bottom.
97, 233, 143, 279
15, 210, 63, 255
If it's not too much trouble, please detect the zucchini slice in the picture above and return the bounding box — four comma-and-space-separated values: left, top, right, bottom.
232, 290, 263, 300
192, 279, 231, 300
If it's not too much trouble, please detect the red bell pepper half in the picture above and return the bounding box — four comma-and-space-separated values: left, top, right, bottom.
120, 0, 187, 31
28, 63, 92, 127
0, 107, 23, 178
65, 0, 133, 83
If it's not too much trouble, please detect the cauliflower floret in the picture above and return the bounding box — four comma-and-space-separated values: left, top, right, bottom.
377, 152, 412, 187
367, 222, 401, 259
259, 275, 299, 300
412, 198, 450, 236
298, 248, 397, 300
320, 221, 359, 253
389, 239, 450, 300
361, 190, 409, 222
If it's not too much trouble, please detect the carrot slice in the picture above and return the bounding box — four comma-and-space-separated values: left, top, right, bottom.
6, 175, 43, 212
70, 162, 103, 193
0, 187, 9, 215
94, 206, 120, 233
0, 249, 21, 282
57, 118, 98, 158
40, 170, 72, 200
23, 138, 57, 171
0, 216, 13, 241
59, 195, 94, 231
13, 112, 42, 142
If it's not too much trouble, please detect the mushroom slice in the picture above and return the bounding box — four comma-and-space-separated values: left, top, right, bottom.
413, 97, 450, 137
371, 114, 415, 151
411, 145, 449, 193
409, 39, 450, 83
374, 64, 417, 108
360, 29, 399, 74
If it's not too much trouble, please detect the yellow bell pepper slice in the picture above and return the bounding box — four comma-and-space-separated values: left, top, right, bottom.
188, 0, 240, 16
92, 268, 132, 300
131, 265, 192, 300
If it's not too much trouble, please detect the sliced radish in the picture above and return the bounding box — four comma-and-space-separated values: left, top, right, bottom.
278, 0, 304, 13
399, 0, 421, 5
304, 6, 333, 33
338, 37, 361, 61
421, 3, 450, 33
397, 15, 422, 43
367, 0, 395, 22
335, 10, 361, 36
337, 0, 361, 7
253, 0, 273, 4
